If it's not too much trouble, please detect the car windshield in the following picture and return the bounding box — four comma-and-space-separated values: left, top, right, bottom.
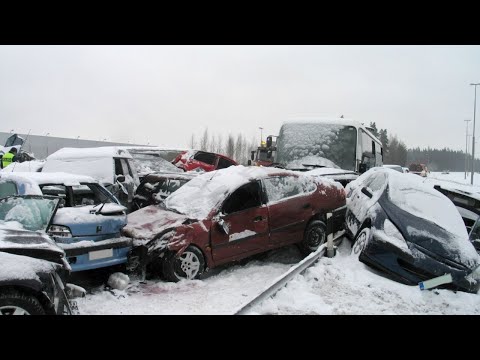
40, 183, 116, 207
276, 123, 357, 171
0, 196, 59, 232
129, 150, 183, 175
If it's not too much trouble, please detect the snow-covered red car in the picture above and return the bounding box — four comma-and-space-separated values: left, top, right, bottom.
172, 150, 238, 172
122, 166, 346, 281
345, 167, 480, 293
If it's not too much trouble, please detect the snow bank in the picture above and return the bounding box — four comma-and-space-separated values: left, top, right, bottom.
1, 160, 45, 173
0, 252, 54, 282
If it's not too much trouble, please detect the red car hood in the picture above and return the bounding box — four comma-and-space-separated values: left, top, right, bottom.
123, 206, 190, 242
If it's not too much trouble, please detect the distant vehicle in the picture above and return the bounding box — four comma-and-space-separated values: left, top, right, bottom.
345, 167, 480, 293
441, 170, 450, 174
0, 172, 132, 272
249, 135, 277, 167
0, 195, 82, 314
409, 163, 428, 177
172, 150, 238, 172
133, 172, 198, 210
274, 118, 383, 174
122, 166, 346, 281
41, 147, 140, 212
382, 164, 404, 173
402, 167, 409, 173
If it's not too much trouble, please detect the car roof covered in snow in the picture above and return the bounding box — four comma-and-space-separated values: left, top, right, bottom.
165, 165, 340, 220
47, 147, 133, 160
0, 172, 98, 186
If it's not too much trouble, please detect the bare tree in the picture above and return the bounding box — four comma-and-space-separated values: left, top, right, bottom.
199, 127, 210, 151
189, 134, 196, 149
226, 134, 235, 159
235, 133, 244, 163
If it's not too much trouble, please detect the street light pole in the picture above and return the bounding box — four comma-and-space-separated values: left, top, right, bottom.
471, 83, 480, 185
259, 127, 263, 145
465, 119, 471, 179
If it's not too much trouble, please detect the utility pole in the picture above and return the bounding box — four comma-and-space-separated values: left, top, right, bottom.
259, 127, 263, 145
471, 83, 480, 185
465, 119, 471, 179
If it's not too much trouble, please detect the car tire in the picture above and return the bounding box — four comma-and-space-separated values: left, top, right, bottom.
0, 290, 45, 315
351, 227, 370, 260
298, 220, 327, 256
162, 246, 205, 282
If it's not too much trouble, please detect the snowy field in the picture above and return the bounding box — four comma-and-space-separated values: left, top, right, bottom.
74, 172, 480, 315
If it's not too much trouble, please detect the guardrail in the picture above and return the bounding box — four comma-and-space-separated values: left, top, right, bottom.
233, 229, 345, 315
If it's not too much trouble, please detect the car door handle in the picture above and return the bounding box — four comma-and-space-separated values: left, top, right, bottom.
253, 216, 264, 222
302, 203, 311, 209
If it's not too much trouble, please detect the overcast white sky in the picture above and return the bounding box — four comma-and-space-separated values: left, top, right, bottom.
0, 45, 479, 151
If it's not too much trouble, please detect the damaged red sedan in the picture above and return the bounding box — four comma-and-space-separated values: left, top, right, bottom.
122, 166, 346, 281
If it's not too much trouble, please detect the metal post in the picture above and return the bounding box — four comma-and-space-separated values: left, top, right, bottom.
471, 83, 480, 185
326, 212, 335, 258
465, 120, 471, 179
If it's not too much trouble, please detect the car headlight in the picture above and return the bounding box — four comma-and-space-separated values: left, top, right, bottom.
382, 219, 410, 252
48, 225, 73, 238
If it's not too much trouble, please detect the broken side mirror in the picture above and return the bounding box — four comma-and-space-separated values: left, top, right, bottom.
116, 174, 126, 183
217, 218, 229, 235
361, 187, 373, 198
359, 163, 367, 174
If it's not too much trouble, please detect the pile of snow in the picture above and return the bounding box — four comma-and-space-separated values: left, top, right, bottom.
46, 147, 132, 160
108, 272, 130, 290
250, 241, 480, 315
1, 160, 45, 173
0, 171, 97, 186
0, 252, 55, 282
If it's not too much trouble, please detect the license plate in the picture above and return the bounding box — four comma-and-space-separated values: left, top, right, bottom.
69, 300, 80, 315
89, 248, 113, 260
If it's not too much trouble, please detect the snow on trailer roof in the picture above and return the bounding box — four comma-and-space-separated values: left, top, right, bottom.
47, 147, 133, 160
0, 172, 97, 186
165, 165, 341, 220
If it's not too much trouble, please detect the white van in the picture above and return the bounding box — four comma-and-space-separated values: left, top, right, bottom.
41, 147, 140, 212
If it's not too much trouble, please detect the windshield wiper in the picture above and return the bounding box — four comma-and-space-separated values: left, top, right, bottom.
302, 164, 327, 168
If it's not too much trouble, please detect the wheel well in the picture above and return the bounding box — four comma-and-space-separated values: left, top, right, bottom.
355, 219, 372, 239
0, 285, 54, 315
172, 244, 207, 271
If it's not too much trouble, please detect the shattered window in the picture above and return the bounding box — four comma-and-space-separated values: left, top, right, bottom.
222, 181, 262, 214
71, 184, 114, 206
263, 176, 304, 203
0, 197, 58, 232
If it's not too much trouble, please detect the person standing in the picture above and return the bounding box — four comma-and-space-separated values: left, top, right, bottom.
2, 148, 17, 169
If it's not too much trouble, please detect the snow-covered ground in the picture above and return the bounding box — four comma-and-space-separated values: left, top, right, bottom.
251, 241, 480, 315
73, 171, 480, 315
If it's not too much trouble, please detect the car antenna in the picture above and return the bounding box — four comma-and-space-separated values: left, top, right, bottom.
11, 129, 31, 172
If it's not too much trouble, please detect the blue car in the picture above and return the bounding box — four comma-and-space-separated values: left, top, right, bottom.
0, 172, 132, 272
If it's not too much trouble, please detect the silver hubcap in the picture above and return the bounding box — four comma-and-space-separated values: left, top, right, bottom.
0, 306, 30, 315
178, 252, 200, 279
353, 231, 368, 255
